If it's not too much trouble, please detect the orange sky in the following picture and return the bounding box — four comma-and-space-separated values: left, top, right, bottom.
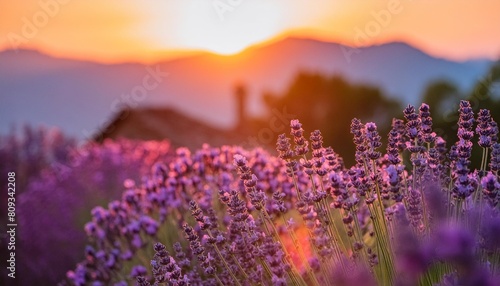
1, 0, 499, 63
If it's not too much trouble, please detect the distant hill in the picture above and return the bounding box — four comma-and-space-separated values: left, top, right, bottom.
0, 38, 492, 139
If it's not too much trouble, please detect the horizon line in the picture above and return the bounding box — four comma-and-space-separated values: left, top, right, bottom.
0, 36, 496, 65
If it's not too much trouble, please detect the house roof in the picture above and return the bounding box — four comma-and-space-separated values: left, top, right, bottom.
93, 108, 246, 150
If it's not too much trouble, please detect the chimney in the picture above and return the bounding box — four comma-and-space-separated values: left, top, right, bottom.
234, 83, 247, 130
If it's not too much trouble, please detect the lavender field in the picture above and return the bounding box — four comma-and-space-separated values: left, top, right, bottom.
35, 101, 500, 285
2, 2, 500, 285
0, 128, 171, 285
1, 65, 499, 286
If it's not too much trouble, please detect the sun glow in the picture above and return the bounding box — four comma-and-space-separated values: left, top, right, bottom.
142, 1, 289, 56
198, 40, 257, 56
2, 1, 499, 62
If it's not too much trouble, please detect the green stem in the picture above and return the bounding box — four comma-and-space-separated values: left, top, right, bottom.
262, 208, 313, 286
211, 240, 243, 286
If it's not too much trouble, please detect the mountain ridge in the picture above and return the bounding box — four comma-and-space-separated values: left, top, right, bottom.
0, 37, 493, 139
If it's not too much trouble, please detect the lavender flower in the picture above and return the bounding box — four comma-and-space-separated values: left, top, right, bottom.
63, 100, 500, 286
276, 133, 294, 160
351, 118, 367, 166
419, 103, 436, 144
310, 130, 324, 158
403, 105, 420, 142
490, 143, 500, 172
290, 119, 309, 156
450, 101, 477, 200
387, 119, 405, 165
365, 122, 382, 160
130, 265, 147, 278
476, 109, 498, 148
481, 172, 500, 207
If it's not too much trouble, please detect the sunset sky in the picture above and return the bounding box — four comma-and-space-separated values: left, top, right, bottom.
1, 0, 499, 63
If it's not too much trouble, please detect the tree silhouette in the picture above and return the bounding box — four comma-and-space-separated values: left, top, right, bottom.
262, 72, 401, 165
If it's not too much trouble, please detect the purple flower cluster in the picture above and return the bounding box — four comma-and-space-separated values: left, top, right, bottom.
451, 101, 477, 200
476, 109, 498, 148
63, 145, 305, 285
64, 101, 500, 286
14, 138, 170, 285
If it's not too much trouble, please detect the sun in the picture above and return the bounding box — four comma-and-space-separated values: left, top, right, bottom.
202, 41, 252, 56
144, 1, 288, 57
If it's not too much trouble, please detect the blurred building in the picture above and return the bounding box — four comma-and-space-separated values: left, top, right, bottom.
93, 84, 254, 150
93, 107, 248, 150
